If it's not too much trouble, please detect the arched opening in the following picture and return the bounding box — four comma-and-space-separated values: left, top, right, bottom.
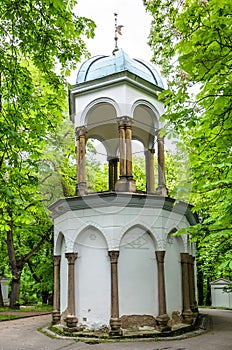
77, 101, 121, 194
86, 138, 108, 192
76, 99, 167, 196
74, 227, 110, 328
165, 229, 183, 314
132, 140, 146, 192
132, 103, 160, 194
59, 235, 68, 313
118, 226, 158, 316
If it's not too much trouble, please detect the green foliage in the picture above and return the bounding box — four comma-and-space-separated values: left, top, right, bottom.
132, 156, 146, 191
0, 0, 95, 78
0, 314, 21, 321
39, 118, 77, 205
144, 0, 232, 295
85, 143, 191, 200
20, 240, 54, 305
0, 0, 95, 306
86, 141, 108, 193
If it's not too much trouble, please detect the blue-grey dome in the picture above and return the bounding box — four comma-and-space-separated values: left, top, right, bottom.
76, 49, 164, 89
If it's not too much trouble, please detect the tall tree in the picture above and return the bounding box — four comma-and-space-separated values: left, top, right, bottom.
144, 0, 232, 289
0, 0, 95, 307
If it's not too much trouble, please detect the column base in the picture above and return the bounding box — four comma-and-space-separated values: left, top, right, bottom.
155, 185, 168, 197
182, 309, 193, 324
191, 306, 199, 314
109, 318, 123, 336
65, 315, 78, 331
77, 182, 87, 196
115, 177, 136, 192
190, 301, 199, 314
52, 310, 61, 325
156, 314, 171, 332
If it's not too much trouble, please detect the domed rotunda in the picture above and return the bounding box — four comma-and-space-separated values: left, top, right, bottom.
50, 48, 198, 336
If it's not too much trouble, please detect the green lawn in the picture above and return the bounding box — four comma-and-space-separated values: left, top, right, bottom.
0, 305, 52, 312
0, 314, 22, 321
0, 305, 52, 322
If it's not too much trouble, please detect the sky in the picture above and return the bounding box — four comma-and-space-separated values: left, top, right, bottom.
71, 0, 154, 84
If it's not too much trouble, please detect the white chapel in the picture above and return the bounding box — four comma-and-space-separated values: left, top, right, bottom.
49, 48, 198, 335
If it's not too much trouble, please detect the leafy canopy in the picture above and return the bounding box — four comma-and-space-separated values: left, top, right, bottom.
0, 0, 95, 306
144, 0, 232, 276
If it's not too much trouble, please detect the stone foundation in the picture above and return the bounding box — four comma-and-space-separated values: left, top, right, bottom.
120, 315, 157, 331
168, 311, 183, 327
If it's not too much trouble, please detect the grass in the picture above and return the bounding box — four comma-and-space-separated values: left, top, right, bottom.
0, 304, 52, 322
0, 305, 52, 312
0, 314, 22, 321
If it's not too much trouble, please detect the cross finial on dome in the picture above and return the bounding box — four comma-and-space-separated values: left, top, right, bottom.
113, 13, 123, 55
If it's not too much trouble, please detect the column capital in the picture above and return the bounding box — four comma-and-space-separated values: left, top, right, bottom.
189, 255, 195, 264
145, 149, 155, 157
155, 250, 166, 264
108, 251, 120, 264
107, 156, 119, 162
65, 252, 78, 265
180, 252, 189, 264
53, 255, 61, 266
156, 129, 165, 140
75, 125, 87, 140
117, 116, 133, 127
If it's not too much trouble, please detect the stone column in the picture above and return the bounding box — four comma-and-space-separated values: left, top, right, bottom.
180, 253, 193, 324
115, 117, 136, 192
145, 149, 155, 193
125, 118, 133, 179
108, 158, 119, 191
189, 255, 198, 313
113, 158, 119, 188
76, 126, 87, 196
118, 118, 126, 178
65, 253, 78, 330
155, 251, 170, 331
156, 132, 168, 196
108, 251, 122, 336
52, 255, 61, 325
108, 158, 114, 191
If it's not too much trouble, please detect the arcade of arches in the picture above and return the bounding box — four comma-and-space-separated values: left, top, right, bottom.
75, 102, 167, 197
52, 224, 198, 334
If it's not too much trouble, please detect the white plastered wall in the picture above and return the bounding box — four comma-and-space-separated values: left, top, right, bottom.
73, 82, 164, 128
165, 235, 183, 315
53, 201, 196, 328
74, 228, 110, 328
118, 226, 158, 316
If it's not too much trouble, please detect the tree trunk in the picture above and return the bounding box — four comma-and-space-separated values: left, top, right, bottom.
10, 271, 21, 309
206, 277, 212, 306
197, 268, 204, 306
6, 209, 52, 308
0, 283, 4, 307
42, 291, 49, 305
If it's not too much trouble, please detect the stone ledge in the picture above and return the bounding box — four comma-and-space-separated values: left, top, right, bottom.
47, 313, 211, 341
